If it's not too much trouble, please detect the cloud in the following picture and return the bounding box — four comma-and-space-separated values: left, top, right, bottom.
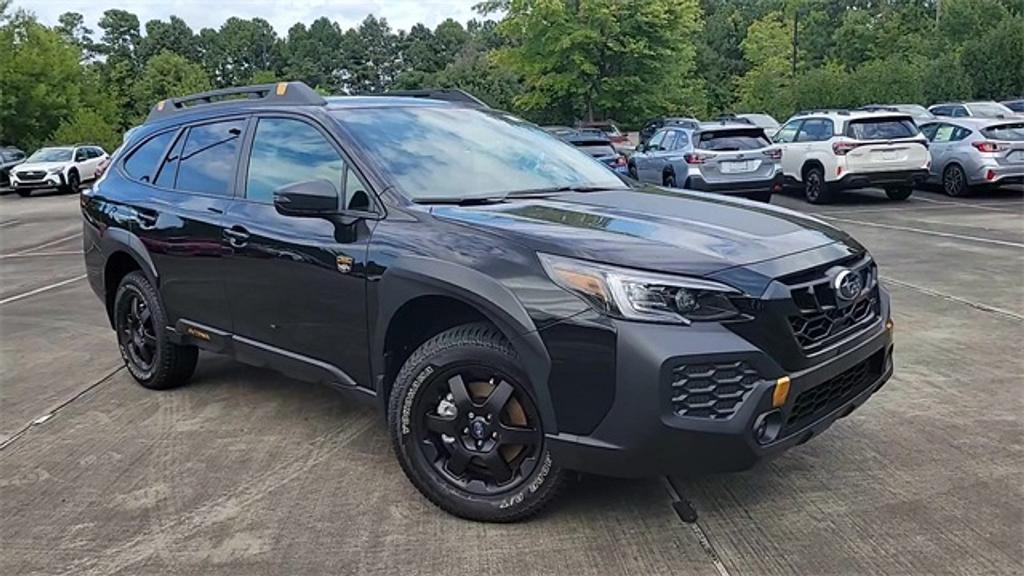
16, 0, 482, 34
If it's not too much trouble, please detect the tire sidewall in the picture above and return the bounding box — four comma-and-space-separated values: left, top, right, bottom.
389, 333, 559, 520
114, 273, 165, 385
944, 165, 965, 197
67, 170, 80, 193
804, 167, 825, 203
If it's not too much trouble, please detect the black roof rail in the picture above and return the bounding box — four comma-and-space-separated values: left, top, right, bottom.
145, 81, 326, 124
794, 108, 850, 116
378, 89, 489, 108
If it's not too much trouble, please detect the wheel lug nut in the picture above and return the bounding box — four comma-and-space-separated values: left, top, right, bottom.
491, 432, 498, 439
468, 412, 475, 419
485, 414, 492, 422
475, 440, 482, 449
463, 427, 469, 434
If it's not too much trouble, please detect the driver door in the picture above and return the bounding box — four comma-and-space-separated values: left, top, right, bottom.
222, 114, 378, 386
636, 130, 668, 182
773, 120, 804, 179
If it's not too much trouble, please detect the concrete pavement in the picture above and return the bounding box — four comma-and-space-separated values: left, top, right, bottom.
1, 185, 1021, 575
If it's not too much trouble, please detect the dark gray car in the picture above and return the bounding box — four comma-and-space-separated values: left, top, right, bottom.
1, 146, 27, 188
628, 123, 783, 202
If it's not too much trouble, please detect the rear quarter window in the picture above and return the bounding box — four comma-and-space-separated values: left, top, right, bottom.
981, 123, 1024, 141
846, 117, 918, 140
123, 131, 176, 182
698, 129, 770, 150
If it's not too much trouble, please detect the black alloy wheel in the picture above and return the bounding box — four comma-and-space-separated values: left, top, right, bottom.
663, 172, 677, 188
943, 164, 967, 197
803, 166, 829, 204
113, 271, 198, 389
65, 171, 80, 194
389, 323, 566, 522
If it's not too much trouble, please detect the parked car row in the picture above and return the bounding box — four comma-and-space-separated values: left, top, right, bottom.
0, 144, 109, 196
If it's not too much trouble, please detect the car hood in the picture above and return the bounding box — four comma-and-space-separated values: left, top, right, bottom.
13, 161, 67, 172
429, 186, 861, 277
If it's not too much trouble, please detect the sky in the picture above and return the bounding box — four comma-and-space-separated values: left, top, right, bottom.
16, 0, 483, 34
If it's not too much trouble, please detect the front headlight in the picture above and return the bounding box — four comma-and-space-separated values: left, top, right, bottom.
539, 253, 745, 325
47, 167, 63, 174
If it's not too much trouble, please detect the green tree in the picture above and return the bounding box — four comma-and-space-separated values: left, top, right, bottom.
0, 10, 85, 148
735, 12, 793, 119
492, 0, 705, 126
132, 50, 211, 121
139, 16, 197, 62
960, 15, 1024, 99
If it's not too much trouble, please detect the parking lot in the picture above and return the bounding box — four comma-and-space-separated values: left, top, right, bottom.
1, 184, 1021, 575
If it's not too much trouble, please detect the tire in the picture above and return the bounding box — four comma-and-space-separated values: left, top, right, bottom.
63, 170, 80, 194
942, 164, 969, 197
16, 189, 31, 197
885, 186, 913, 201
388, 322, 567, 523
802, 165, 831, 204
113, 271, 198, 390
627, 161, 638, 180
663, 172, 677, 188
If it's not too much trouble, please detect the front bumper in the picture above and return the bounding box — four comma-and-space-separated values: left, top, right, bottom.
834, 169, 928, 190
546, 304, 893, 478
686, 171, 784, 200
11, 173, 64, 189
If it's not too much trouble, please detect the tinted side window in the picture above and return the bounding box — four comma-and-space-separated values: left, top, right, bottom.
932, 124, 957, 142
796, 119, 833, 142
124, 131, 175, 182
345, 168, 371, 211
648, 130, 667, 149
919, 123, 939, 140
74, 148, 88, 161
952, 106, 968, 118
661, 131, 678, 150
931, 106, 951, 117
175, 119, 245, 195
245, 118, 344, 203
774, 121, 801, 143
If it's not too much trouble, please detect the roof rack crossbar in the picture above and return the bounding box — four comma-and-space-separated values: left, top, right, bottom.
145, 81, 326, 123
373, 89, 489, 108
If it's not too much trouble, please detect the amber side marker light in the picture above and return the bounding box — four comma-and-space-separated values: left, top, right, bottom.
886, 318, 894, 332
772, 376, 791, 409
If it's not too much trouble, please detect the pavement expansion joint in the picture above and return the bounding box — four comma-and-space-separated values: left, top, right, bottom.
663, 476, 733, 576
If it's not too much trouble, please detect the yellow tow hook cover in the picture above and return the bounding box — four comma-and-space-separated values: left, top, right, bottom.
772, 376, 791, 409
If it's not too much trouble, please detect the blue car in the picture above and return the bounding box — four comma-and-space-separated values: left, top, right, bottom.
558, 129, 629, 175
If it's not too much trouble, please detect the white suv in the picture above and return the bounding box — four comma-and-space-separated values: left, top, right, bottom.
10, 145, 108, 197
773, 110, 929, 203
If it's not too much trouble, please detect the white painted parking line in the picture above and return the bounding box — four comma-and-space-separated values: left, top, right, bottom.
0, 274, 87, 306
883, 276, 1023, 321
0, 219, 20, 229
0, 250, 83, 260
913, 195, 1022, 213
6, 232, 82, 256
819, 215, 1024, 249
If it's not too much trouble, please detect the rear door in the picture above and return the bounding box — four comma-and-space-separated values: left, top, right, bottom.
842, 116, 928, 173
923, 123, 960, 177
221, 114, 378, 386
636, 130, 667, 182
119, 119, 242, 330
694, 127, 774, 185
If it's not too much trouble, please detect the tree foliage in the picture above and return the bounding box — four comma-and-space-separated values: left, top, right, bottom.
1, 0, 1023, 151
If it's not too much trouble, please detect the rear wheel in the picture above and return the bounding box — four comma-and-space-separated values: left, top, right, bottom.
663, 172, 677, 188
942, 164, 968, 197
388, 323, 566, 522
802, 165, 831, 204
114, 271, 198, 390
885, 186, 913, 201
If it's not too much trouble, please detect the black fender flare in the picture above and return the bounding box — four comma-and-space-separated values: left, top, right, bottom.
99, 227, 159, 289
372, 255, 557, 431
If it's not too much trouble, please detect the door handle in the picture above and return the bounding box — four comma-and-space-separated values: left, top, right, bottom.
223, 226, 250, 247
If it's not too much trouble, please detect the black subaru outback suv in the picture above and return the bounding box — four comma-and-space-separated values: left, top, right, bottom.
83, 82, 894, 522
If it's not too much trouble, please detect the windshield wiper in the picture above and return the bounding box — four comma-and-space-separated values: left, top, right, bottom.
504, 185, 628, 198
413, 195, 507, 206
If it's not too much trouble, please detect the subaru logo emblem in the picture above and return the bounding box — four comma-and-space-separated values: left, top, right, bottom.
833, 269, 862, 301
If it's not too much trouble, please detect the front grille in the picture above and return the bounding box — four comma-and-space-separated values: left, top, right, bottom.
18, 171, 45, 181
783, 351, 883, 434
786, 260, 880, 353
669, 360, 763, 419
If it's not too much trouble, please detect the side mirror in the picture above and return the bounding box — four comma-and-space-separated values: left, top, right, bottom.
273, 179, 343, 217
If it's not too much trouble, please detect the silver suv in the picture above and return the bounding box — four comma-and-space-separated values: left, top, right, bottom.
628, 122, 783, 202
919, 118, 1024, 196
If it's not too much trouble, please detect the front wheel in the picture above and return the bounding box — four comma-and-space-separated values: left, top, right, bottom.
885, 186, 913, 201
388, 323, 567, 522
63, 171, 80, 194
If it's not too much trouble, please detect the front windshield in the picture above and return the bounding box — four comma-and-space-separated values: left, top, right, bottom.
970, 103, 1015, 117
333, 106, 625, 201
28, 148, 72, 162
